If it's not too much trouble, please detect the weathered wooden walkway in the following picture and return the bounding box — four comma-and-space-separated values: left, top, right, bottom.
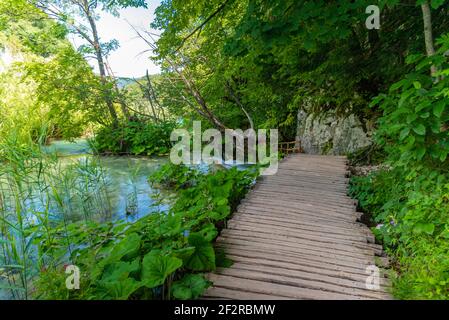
204, 154, 391, 300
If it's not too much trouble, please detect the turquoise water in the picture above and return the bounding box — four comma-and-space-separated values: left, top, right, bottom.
43, 139, 171, 221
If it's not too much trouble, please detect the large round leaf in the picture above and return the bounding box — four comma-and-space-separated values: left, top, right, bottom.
141, 250, 182, 288
184, 233, 216, 271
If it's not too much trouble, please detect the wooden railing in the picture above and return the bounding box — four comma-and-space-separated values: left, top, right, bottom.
278, 140, 302, 155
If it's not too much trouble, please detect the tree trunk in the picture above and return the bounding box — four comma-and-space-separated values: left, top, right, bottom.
226, 81, 254, 129
105, 59, 131, 121
145, 71, 160, 121
421, 1, 437, 76
84, 1, 118, 126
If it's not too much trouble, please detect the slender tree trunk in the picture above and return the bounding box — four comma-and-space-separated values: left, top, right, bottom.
83, 1, 118, 126
130, 24, 226, 130
177, 69, 226, 130
105, 59, 131, 121
226, 81, 254, 129
145, 70, 167, 121
133, 78, 158, 120
421, 1, 437, 76
421, 2, 446, 132
145, 71, 159, 121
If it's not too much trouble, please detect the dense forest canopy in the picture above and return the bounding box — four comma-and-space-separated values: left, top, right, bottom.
1, 0, 449, 300
150, 0, 449, 139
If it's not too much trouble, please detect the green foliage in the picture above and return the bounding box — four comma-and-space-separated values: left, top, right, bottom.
0, 0, 108, 142
4, 0, 449, 302
350, 167, 449, 299
184, 232, 216, 271
348, 31, 449, 299
152, 0, 449, 138
141, 250, 182, 288
90, 120, 176, 156
148, 162, 198, 189
373, 41, 449, 167
27, 164, 256, 299
171, 274, 211, 300
0, 134, 111, 300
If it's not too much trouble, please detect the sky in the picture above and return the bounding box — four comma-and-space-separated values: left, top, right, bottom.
69, 1, 162, 78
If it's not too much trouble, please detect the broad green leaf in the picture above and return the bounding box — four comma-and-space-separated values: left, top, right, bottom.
171, 274, 211, 300
406, 113, 417, 124
416, 146, 426, 160
185, 232, 216, 271
109, 233, 142, 261
99, 259, 143, 299
101, 259, 141, 282
413, 81, 421, 89
413, 124, 426, 135
141, 251, 182, 288
399, 127, 410, 141
99, 277, 143, 300
172, 247, 195, 262
433, 101, 445, 118
92, 233, 142, 280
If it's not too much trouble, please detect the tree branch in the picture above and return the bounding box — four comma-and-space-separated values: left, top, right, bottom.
174, 0, 231, 53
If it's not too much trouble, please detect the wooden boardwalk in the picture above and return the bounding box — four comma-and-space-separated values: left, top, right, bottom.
204, 154, 391, 300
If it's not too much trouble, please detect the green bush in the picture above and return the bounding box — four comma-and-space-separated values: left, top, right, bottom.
148, 162, 199, 190
350, 36, 449, 300
90, 120, 176, 156
350, 168, 449, 299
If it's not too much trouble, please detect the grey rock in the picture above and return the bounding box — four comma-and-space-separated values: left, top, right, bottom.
297, 109, 371, 155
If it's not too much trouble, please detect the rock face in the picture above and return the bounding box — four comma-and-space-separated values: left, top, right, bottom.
297, 109, 372, 155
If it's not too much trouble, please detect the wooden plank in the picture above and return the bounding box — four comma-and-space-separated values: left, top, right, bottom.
227, 219, 368, 243
241, 198, 358, 215
237, 204, 359, 223
215, 267, 390, 299
224, 253, 390, 287
229, 215, 370, 240
231, 212, 370, 235
203, 287, 292, 300
216, 237, 375, 267
221, 229, 375, 257
206, 274, 372, 300
203, 154, 391, 300
216, 245, 379, 278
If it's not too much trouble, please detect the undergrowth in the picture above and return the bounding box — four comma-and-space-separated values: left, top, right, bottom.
31, 163, 257, 299
349, 42, 449, 300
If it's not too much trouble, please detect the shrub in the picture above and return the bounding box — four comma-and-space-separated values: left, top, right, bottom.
90, 120, 176, 156
350, 167, 449, 299
350, 38, 449, 299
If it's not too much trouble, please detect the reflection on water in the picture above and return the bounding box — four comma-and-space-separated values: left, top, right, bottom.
43, 139, 171, 222
90, 155, 171, 221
